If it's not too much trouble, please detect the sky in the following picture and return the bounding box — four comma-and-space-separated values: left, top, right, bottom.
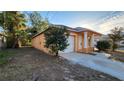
0, 11, 124, 35
40, 11, 124, 34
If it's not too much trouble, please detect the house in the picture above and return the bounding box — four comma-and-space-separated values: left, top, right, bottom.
31, 25, 102, 54
118, 32, 124, 47
0, 33, 6, 50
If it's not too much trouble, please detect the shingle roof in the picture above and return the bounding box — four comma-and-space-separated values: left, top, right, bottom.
74, 27, 88, 32
54, 25, 101, 34
32, 24, 102, 38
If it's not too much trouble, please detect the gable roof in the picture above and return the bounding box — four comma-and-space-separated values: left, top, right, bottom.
54, 25, 102, 34
32, 24, 102, 38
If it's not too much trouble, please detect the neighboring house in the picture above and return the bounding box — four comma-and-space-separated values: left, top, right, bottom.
0, 33, 6, 50
119, 32, 124, 47
119, 40, 124, 46
32, 25, 102, 54
100, 35, 109, 41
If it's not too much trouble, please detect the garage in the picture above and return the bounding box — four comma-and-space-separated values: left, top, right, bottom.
61, 36, 75, 53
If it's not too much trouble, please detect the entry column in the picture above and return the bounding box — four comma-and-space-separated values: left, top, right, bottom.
84, 32, 87, 48
91, 34, 94, 47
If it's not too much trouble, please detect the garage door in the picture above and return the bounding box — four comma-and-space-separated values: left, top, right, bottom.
60, 36, 74, 53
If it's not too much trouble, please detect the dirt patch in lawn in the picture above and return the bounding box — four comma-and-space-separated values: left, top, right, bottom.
0, 47, 120, 81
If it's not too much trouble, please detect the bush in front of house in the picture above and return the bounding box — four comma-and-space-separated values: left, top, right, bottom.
96, 40, 111, 51
44, 25, 69, 56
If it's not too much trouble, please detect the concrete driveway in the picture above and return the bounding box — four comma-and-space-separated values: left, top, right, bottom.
60, 52, 124, 80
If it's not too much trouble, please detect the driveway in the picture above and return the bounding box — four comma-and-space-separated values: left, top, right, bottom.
60, 52, 124, 80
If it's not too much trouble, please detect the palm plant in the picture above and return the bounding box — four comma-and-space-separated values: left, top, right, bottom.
0, 11, 27, 48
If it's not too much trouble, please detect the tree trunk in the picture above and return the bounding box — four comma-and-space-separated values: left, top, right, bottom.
112, 42, 115, 52
12, 39, 19, 48
11, 29, 19, 48
55, 51, 58, 56
10, 27, 17, 48
12, 34, 17, 48
112, 47, 115, 52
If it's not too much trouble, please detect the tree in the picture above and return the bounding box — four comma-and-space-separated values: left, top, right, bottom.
0, 11, 27, 48
108, 27, 124, 51
44, 25, 69, 56
29, 12, 49, 34
96, 40, 111, 51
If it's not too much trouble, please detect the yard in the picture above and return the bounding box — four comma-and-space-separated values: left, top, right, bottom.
109, 50, 124, 62
0, 50, 16, 65
0, 47, 119, 81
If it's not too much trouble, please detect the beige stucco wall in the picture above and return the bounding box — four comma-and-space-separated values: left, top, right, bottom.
69, 31, 78, 52
32, 31, 100, 54
32, 34, 49, 53
32, 31, 78, 54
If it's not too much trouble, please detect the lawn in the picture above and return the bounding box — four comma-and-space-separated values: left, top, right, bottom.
0, 49, 15, 65
111, 51, 124, 62
0, 47, 119, 81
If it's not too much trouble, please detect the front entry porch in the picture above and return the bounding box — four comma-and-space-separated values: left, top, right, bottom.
76, 31, 96, 53
66, 29, 101, 54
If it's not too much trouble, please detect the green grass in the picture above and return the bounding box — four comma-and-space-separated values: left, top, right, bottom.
0, 50, 15, 65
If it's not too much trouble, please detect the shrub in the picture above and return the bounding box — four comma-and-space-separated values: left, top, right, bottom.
96, 40, 111, 51
44, 26, 69, 56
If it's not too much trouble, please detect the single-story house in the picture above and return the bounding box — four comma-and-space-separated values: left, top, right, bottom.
31, 25, 102, 54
